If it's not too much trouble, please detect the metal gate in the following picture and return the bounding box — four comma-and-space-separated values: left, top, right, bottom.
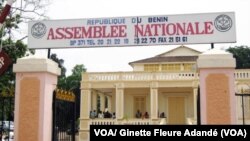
235, 93, 250, 125
0, 92, 14, 141
52, 89, 76, 141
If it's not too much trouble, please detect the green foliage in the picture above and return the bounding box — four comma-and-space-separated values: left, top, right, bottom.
56, 64, 86, 90
0, 7, 33, 120
50, 53, 87, 119
50, 53, 67, 78
0, 1, 35, 95
60, 64, 87, 119
226, 45, 250, 69
0, 0, 50, 121
0, 39, 34, 96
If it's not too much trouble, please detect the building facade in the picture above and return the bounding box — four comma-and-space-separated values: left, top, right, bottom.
79, 46, 250, 140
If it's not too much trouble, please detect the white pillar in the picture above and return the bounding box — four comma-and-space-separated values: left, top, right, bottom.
150, 82, 158, 120
193, 88, 198, 120
81, 89, 91, 119
79, 88, 91, 141
116, 83, 124, 119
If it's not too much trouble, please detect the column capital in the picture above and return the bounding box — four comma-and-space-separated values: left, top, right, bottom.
82, 89, 91, 93
150, 82, 158, 89
115, 83, 124, 89
81, 83, 92, 90
192, 80, 199, 88
193, 87, 198, 91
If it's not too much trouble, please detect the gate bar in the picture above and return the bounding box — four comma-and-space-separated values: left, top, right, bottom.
235, 93, 250, 125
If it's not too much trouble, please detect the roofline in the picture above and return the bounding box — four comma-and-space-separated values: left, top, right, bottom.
129, 45, 201, 66
129, 56, 199, 66
156, 45, 202, 57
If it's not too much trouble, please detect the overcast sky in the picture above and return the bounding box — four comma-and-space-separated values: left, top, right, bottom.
32, 0, 250, 76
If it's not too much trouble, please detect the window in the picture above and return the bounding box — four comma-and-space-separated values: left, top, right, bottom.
183, 64, 191, 71
144, 63, 195, 72
162, 64, 181, 71
144, 64, 160, 71
183, 63, 195, 71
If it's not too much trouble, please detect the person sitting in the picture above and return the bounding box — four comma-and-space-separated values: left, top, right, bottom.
112, 112, 116, 119
105, 111, 112, 118
104, 108, 112, 118
144, 112, 149, 119
90, 110, 95, 119
93, 110, 98, 118
135, 110, 142, 118
98, 111, 104, 118
160, 112, 166, 118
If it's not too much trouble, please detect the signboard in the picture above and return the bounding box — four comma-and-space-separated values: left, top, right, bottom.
0, 50, 12, 76
28, 12, 236, 49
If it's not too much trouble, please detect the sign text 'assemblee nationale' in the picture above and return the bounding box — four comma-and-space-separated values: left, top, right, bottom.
28, 12, 236, 49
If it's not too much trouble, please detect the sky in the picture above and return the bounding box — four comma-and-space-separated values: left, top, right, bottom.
31, 0, 250, 76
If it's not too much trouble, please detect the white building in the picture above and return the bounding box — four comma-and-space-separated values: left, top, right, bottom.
79, 45, 250, 140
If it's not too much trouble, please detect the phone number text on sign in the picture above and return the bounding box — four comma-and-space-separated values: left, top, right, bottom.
70, 38, 130, 46
134, 36, 188, 45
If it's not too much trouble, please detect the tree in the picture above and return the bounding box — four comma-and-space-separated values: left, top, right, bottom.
0, 0, 48, 121
1, 0, 50, 41
64, 64, 87, 120
0, 35, 34, 122
0, 40, 34, 97
0, 0, 50, 92
0, 0, 47, 95
56, 64, 86, 90
12, 0, 49, 19
49, 54, 87, 120
50, 53, 67, 77
226, 46, 250, 69
49, 53, 68, 92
